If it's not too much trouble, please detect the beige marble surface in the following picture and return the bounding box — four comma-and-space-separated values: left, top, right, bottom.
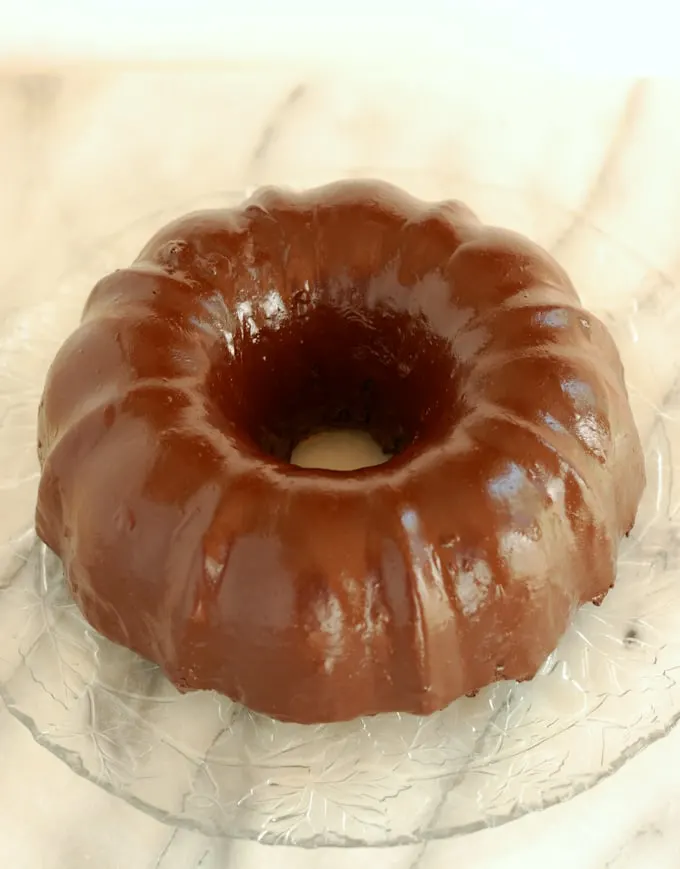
3, 66, 680, 868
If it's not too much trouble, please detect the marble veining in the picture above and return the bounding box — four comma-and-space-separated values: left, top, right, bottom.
2, 66, 680, 868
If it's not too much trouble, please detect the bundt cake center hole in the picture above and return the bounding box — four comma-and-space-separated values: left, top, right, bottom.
211, 305, 458, 468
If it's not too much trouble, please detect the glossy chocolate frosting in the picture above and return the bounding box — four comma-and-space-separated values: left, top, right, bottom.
35, 180, 646, 723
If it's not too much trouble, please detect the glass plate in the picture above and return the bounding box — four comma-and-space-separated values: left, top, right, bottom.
1, 182, 680, 848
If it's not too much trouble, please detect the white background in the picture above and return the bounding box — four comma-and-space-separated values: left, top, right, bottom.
0, 1, 679, 74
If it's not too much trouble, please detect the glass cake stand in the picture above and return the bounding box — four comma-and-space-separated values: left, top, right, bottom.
1, 181, 680, 847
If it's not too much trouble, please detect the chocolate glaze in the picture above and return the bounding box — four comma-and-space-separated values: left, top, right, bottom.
35, 180, 646, 723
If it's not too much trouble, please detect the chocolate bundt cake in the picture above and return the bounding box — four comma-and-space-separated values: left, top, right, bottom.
35, 181, 645, 723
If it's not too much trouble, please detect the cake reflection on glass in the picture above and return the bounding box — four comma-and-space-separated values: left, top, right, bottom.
35, 180, 645, 724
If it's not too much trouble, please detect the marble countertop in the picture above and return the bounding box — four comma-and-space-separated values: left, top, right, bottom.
3, 65, 680, 868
